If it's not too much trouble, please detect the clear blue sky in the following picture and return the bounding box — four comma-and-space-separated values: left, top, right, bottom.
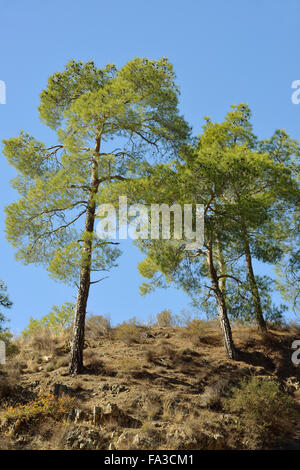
0, 0, 299, 333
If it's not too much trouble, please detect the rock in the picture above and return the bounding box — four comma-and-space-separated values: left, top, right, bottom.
132, 433, 150, 448
74, 408, 85, 424
167, 429, 226, 450
142, 331, 154, 339
99, 383, 110, 391
114, 431, 152, 450
93, 406, 102, 425
66, 409, 76, 422
99, 383, 130, 394
132, 434, 141, 447
285, 377, 300, 393
111, 384, 129, 394
15, 436, 27, 445
42, 355, 52, 363
66, 408, 88, 424
93, 402, 141, 428
64, 426, 105, 450
115, 431, 130, 448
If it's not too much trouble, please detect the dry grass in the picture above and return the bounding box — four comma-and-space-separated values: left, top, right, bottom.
144, 348, 156, 364
143, 393, 162, 420
3, 327, 72, 375
117, 356, 143, 378
233, 324, 258, 347
161, 393, 182, 421
18, 327, 70, 361
0, 321, 299, 450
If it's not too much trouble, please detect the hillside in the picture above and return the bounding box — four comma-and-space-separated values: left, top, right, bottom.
0, 320, 300, 450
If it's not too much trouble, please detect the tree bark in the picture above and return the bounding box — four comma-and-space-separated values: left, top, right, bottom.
69, 138, 100, 375
217, 239, 227, 297
241, 224, 267, 333
207, 240, 238, 360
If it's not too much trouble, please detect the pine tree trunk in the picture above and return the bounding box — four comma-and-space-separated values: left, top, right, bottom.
69, 139, 100, 375
217, 239, 227, 297
241, 224, 267, 333
207, 241, 237, 360
216, 290, 237, 359
68, 264, 91, 375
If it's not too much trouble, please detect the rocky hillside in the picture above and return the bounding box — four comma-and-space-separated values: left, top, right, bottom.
0, 320, 299, 450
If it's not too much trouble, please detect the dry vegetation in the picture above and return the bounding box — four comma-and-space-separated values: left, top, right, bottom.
0, 315, 300, 450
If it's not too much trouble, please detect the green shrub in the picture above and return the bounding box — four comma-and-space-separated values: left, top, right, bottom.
223, 376, 295, 448
22, 302, 74, 337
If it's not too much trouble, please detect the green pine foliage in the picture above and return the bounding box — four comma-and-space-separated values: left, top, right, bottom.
22, 302, 75, 337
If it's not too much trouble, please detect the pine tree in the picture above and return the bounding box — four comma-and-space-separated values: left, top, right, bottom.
111, 104, 298, 358
3, 58, 190, 374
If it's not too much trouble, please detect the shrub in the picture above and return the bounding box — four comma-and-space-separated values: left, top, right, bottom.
161, 394, 181, 420
85, 315, 111, 340
184, 319, 210, 345
1, 393, 74, 427
144, 340, 175, 366
114, 319, 141, 345
200, 378, 230, 409
223, 376, 296, 448
21, 326, 57, 355
156, 309, 173, 327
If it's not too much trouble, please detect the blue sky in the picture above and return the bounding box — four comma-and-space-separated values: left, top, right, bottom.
0, 0, 299, 333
